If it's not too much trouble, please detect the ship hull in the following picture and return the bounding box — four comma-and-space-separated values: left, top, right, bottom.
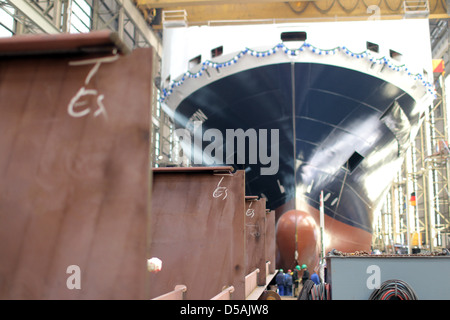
274, 201, 373, 272
169, 59, 424, 270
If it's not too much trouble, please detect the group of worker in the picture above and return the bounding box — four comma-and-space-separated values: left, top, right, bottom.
275, 264, 321, 297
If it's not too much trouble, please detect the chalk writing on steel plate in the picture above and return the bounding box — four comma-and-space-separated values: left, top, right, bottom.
67, 55, 119, 119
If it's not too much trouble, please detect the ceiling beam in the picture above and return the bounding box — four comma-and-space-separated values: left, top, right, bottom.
136, 0, 311, 8
136, 0, 449, 28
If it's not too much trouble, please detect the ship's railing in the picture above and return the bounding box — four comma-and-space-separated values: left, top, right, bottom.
403, 0, 429, 17
163, 10, 188, 27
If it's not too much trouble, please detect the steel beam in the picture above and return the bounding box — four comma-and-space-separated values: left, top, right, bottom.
119, 0, 162, 56
7, 0, 60, 33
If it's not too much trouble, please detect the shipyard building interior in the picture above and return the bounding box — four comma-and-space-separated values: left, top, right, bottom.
0, 0, 450, 302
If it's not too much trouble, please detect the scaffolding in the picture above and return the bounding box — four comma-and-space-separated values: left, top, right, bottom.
373, 73, 450, 253
2, 0, 160, 49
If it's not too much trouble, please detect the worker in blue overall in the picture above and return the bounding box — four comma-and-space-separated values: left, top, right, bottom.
275, 269, 286, 296
284, 270, 293, 296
